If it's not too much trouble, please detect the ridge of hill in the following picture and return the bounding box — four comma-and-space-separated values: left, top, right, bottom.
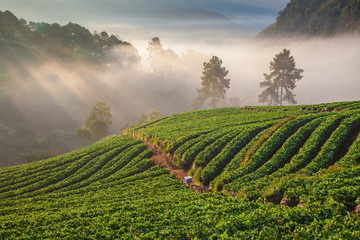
1, 101, 360, 238
255, 0, 360, 39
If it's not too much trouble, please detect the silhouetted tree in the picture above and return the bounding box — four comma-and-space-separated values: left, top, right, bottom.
259, 49, 304, 106
193, 56, 230, 109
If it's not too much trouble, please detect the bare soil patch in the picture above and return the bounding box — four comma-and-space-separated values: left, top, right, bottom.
146, 143, 188, 180
145, 142, 209, 193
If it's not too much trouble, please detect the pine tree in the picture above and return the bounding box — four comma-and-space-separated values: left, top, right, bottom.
259, 49, 304, 106
193, 56, 230, 109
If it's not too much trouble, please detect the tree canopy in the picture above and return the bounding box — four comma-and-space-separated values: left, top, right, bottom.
193, 56, 230, 109
79, 101, 112, 140
259, 49, 304, 106
0, 10, 133, 64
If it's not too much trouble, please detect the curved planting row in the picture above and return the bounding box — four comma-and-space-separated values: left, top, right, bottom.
217, 116, 325, 190
179, 130, 234, 168
0, 136, 152, 199
0, 135, 123, 185
224, 114, 342, 194
200, 126, 265, 184
192, 128, 249, 169
225, 112, 360, 200
125, 102, 360, 197
49, 143, 151, 193
127, 108, 303, 142
0, 137, 138, 194
211, 115, 314, 189
299, 113, 360, 175
1, 146, 360, 239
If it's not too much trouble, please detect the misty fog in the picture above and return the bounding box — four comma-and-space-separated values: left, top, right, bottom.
101, 32, 360, 109
1, 5, 359, 166
4, 33, 359, 133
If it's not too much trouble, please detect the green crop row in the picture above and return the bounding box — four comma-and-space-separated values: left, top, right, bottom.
336, 128, 360, 166
226, 112, 360, 198
0, 137, 140, 194
128, 108, 305, 143
220, 117, 324, 193
200, 127, 264, 184
0, 136, 144, 199
224, 114, 343, 194
192, 129, 242, 169
0, 142, 126, 199
0, 135, 125, 184
0, 165, 358, 239
164, 131, 206, 154
50, 143, 150, 193
299, 113, 360, 176
180, 130, 231, 167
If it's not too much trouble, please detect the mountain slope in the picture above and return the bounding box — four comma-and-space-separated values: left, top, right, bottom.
255, 0, 360, 39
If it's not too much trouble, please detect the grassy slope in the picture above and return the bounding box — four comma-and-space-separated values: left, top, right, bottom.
1, 101, 360, 239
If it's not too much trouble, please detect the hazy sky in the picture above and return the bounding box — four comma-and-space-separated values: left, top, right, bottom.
1, 0, 288, 21
1, 0, 289, 39
2, 0, 357, 106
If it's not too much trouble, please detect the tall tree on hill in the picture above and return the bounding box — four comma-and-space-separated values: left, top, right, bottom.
86, 101, 112, 140
193, 56, 230, 109
259, 49, 304, 106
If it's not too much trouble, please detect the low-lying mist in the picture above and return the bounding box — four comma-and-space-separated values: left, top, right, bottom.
4, 34, 360, 131
113, 33, 360, 108
2, 43, 207, 134
1, 30, 359, 166
222, 34, 360, 105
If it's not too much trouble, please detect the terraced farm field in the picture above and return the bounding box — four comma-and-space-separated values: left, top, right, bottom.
1, 101, 360, 239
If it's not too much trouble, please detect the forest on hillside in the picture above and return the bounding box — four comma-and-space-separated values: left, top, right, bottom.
256, 0, 360, 38
0, 10, 134, 65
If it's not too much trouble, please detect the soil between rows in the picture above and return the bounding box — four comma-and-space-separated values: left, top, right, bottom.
145, 142, 209, 193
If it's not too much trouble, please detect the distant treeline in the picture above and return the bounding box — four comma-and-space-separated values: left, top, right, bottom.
0, 10, 137, 65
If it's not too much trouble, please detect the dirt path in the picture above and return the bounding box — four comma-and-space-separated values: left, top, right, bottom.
145, 142, 210, 193
145, 143, 188, 181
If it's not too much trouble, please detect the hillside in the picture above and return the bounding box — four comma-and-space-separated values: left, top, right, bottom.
0, 10, 196, 167
255, 0, 360, 38
1, 101, 360, 238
